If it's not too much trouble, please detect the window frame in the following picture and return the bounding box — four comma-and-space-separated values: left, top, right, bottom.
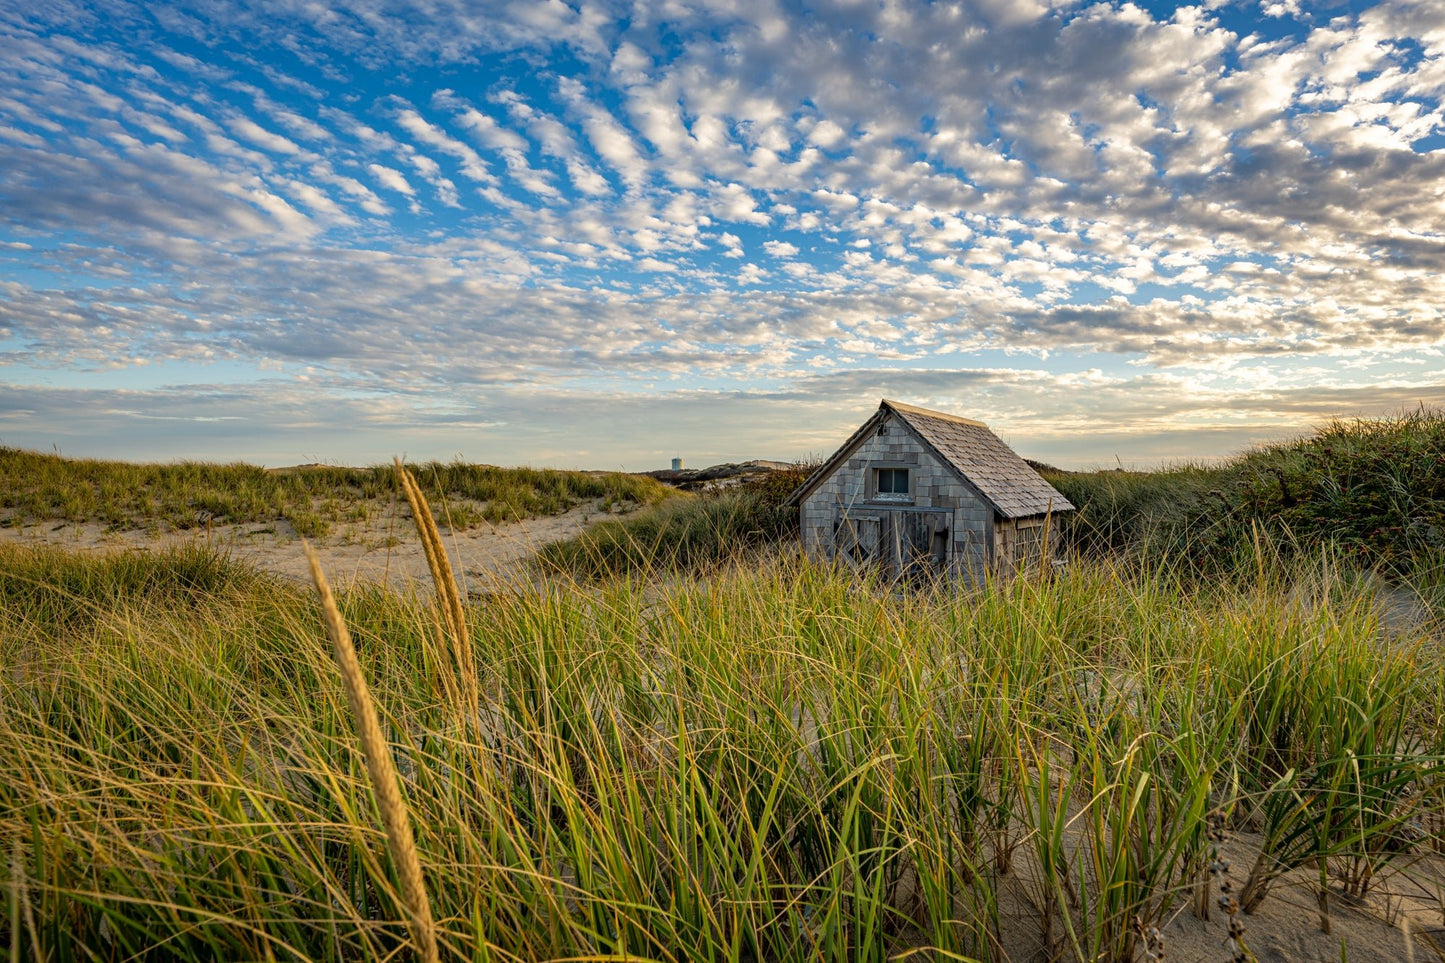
870, 464, 913, 503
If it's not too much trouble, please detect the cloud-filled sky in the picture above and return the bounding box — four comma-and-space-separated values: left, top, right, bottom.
2, 0, 1444, 470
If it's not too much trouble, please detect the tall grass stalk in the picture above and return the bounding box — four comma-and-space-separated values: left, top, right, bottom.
394, 457, 476, 716
304, 543, 439, 963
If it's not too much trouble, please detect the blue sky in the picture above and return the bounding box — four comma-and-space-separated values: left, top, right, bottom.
2, 0, 1443, 470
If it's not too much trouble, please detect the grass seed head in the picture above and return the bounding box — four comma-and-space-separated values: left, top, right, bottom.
304, 542, 439, 963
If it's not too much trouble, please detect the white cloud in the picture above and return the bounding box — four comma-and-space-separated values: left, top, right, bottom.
1261, 1, 1303, 18
557, 77, 648, 189
393, 105, 495, 184
5, 0, 1445, 466
806, 119, 847, 149
226, 115, 302, 155
494, 89, 612, 196
366, 163, 414, 195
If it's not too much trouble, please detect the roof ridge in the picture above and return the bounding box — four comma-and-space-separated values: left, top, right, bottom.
881, 398, 987, 428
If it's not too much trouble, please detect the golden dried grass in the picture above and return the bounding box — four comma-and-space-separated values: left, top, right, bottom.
304, 542, 439, 963
393, 457, 477, 715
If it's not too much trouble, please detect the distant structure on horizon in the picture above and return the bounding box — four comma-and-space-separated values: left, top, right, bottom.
671, 457, 684, 471
785, 399, 1073, 580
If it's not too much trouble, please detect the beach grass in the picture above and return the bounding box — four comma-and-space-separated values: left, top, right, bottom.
3, 422, 1444, 960
1046, 406, 1445, 576
3, 538, 1443, 961
0, 448, 673, 538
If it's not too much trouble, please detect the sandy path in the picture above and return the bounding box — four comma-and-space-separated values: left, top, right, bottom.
0, 501, 613, 594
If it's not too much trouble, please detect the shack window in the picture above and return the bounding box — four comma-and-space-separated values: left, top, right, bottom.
876, 467, 910, 498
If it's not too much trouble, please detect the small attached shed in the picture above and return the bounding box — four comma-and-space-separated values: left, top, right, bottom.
785, 399, 1074, 580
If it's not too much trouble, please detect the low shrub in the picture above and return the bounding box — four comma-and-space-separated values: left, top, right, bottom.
0, 541, 260, 638
538, 491, 773, 577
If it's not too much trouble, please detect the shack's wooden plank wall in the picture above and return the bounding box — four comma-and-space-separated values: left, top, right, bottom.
798, 408, 995, 580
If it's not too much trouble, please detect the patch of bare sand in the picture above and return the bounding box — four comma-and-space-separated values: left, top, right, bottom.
0, 501, 612, 594
892, 821, 1445, 961
1124, 831, 1443, 962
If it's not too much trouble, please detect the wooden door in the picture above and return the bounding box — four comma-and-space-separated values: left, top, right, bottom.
894, 510, 949, 579
835, 512, 881, 566
838, 509, 949, 578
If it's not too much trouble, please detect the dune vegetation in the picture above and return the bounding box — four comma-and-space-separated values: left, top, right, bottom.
2, 415, 1444, 962
1045, 407, 1445, 577
537, 462, 813, 578
0, 448, 672, 538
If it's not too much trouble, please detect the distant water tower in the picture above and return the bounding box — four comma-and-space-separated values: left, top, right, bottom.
671, 457, 684, 471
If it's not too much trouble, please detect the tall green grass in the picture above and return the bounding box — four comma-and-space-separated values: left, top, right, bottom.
3, 541, 1442, 961
536, 491, 781, 578
0, 448, 671, 536
537, 463, 813, 578
1047, 407, 1445, 578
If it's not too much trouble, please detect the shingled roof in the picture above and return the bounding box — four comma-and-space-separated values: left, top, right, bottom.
788, 399, 1073, 519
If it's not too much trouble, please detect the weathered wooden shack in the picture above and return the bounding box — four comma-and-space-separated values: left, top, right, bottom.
785, 400, 1074, 580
